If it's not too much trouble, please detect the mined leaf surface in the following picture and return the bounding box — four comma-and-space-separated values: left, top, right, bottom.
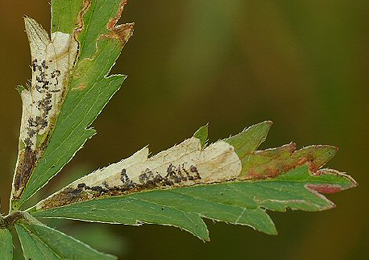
15, 217, 115, 260
29, 123, 357, 240
0, 228, 13, 260
11, 17, 79, 203
12, 0, 134, 208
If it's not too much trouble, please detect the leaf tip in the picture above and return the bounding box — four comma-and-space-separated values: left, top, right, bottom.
104, 0, 134, 45
16, 85, 26, 94
112, 23, 135, 45
265, 120, 273, 126
270, 229, 278, 236
193, 123, 209, 148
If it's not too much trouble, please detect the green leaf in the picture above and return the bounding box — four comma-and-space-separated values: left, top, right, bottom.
15, 218, 115, 260
12, 0, 134, 208
226, 121, 272, 158
51, 0, 86, 34
0, 228, 13, 260
193, 123, 209, 148
28, 123, 357, 240
59, 223, 128, 256
30, 165, 355, 240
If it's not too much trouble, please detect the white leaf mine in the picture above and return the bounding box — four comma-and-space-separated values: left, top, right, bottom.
35, 137, 242, 210
20, 17, 78, 150
11, 17, 78, 199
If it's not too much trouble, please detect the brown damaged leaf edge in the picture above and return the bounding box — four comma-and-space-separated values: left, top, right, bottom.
110, 23, 135, 44
75, 0, 92, 35
108, 0, 129, 30
105, 0, 134, 45
307, 168, 358, 194
84, 0, 134, 48
239, 143, 339, 179
72, 2, 133, 91
304, 169, 358, 211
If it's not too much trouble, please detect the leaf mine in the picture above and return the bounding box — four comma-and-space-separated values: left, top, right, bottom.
11, 17, 78, 200
12, 0, 135, 208
35, 137, 242, 210
32, 123, 356, 216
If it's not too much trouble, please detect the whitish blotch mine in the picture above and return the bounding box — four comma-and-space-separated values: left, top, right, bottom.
35, 138, 242, 210
11, 17, 78, 200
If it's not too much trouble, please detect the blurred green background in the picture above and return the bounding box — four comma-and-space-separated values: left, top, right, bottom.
0, 0, 368, 259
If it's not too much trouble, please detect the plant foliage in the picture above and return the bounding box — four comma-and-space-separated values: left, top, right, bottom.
0, 0, 357, 259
